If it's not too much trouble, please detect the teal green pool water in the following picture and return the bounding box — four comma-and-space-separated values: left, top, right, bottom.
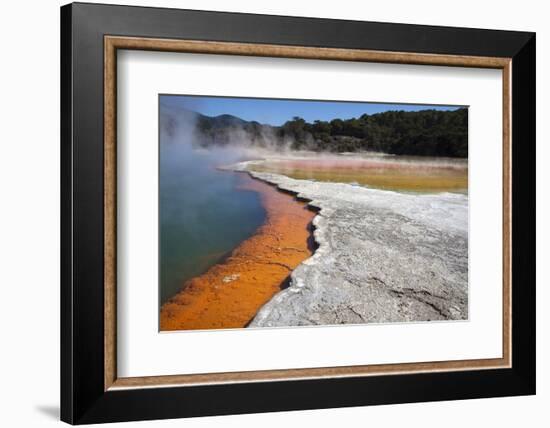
160, 133, 266, 306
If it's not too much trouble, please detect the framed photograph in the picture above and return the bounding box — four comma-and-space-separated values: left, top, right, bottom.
60, 2, 535, 424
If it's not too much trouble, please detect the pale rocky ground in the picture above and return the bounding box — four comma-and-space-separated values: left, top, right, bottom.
231, 161, 469, 327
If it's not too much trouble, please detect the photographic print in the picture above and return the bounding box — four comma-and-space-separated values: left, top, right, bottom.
159, 95, 468, 332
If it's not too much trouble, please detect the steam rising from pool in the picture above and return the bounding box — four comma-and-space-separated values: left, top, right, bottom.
159, 103, 267, 305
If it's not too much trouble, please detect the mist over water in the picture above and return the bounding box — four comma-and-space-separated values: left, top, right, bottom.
159, 103, 266, 305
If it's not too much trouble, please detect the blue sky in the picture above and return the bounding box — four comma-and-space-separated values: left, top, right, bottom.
161, 94, 462, 126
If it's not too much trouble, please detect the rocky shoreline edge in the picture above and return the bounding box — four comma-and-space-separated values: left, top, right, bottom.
230, 160, 469, 327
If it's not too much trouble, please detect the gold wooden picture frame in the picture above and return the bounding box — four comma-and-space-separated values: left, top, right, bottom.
103, 36, 512, 391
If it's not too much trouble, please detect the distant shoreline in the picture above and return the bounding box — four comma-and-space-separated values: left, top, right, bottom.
237, 153, 468, 193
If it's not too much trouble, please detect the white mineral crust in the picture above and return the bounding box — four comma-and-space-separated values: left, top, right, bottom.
231, 161, 469, 327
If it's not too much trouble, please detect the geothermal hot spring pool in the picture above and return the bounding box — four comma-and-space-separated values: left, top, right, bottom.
159, 144, 267, 306
159, 125, 469, 332
161, 147, 468, 309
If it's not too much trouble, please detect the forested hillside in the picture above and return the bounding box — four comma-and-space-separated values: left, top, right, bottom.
193, 107, 468, 158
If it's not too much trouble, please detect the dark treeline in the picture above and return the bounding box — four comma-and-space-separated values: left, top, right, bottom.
194, 107, 468, 158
